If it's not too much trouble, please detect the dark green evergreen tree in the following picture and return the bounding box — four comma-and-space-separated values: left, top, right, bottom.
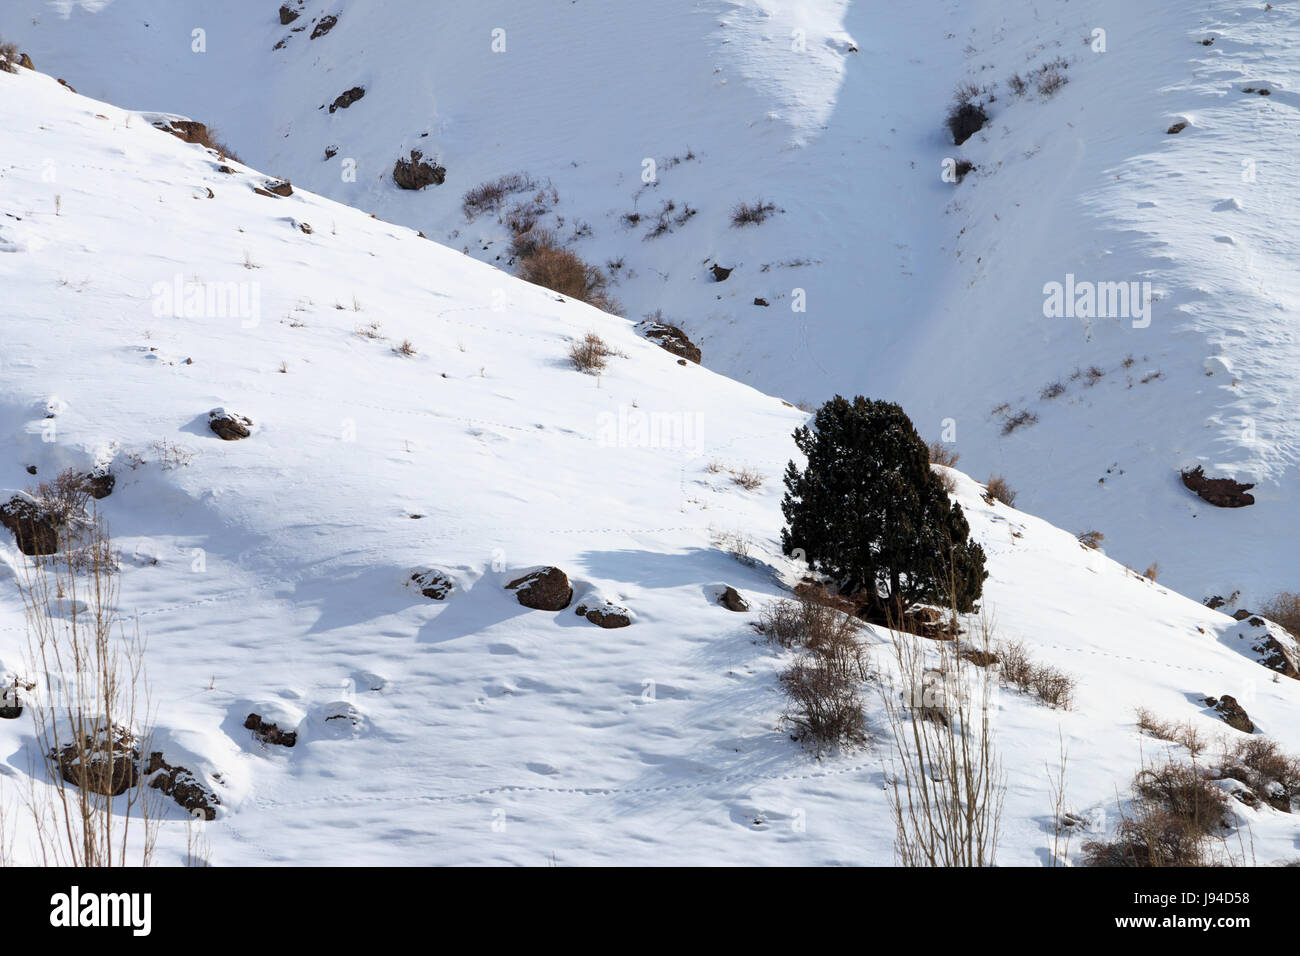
781, 396, 987, 616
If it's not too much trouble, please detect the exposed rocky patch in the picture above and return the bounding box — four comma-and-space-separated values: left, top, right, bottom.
947, 102, 988, 145
408, 568, 453, 600
637, 319, 701, 364
719, 586, 749, 612
710, 263, 733, 282
1225, 612, 1300, 680
310, 15, 338, 39
51, 723, 140, 797
146, 752, 219, 820
151, 117, 212, 146
0, 678, 30, 719
245, 713, 297, 748
1181, 466, 1255, 507
507, 567, 573, 611
208, 407, 253, 440
576, 601, 632, 628
1205, 694, 1254, 733
329, 86, 366, 114
278, 4, 300, 25
393, 149, 446, 190
86, 467, 115, 500
254, 179, 294, 198
0, 492, 60, 555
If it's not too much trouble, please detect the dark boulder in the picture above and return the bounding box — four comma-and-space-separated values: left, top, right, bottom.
719, 586, 749, 612
506, 567, 573, 611
637, 320, 701, 364
1205, 695, 1254, 733
947, 102, 988, 145
86, 468, 115, 500
146, 752, 219, 821
255, 179, 293, 197
393, 150, 446, 190
1182, 466, 1255, 507
329, 86, 366, 113
0, 494, 60, 555
208, 408, 253, 441
409, 569, 453, 600
575, 602, 632, 628
245, 713, 297, 747
51, 724, 140, 796
310, 15, 338, 39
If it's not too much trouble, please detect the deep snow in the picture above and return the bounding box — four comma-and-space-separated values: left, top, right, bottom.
2, 61, 1300, 865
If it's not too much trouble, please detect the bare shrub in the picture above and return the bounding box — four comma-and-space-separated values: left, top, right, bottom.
509, 225, 558, 262
1215, 736, 1300, 811
0, 40, 20, 74
759, 599, 804, 648
996, 640, 1034, 692
1030, 667, 1076, 710
151, 440, 194, 471
730, 467, 764, 491
999, 409, 1038, 435
1141, 562, 1160, 582
392, 339, 417, 357
983, 474, 1017, 506
1135, 761, 1229, 835
1135, 708, 1207, 758
711, 528, 755, 566
946, 84, 990, 145
883, 617, 1004, 865
355, 321, 385, 340
1261, 592, 1300, 638
35, 469, 94, 528
1040, 381, 1065, 400
16, 510, 158, 866
1036, 66, 1068, 97
518, 237, 620, 313
927, 440, 960, 467
1046, 733, 1072, 866
759, 592, 864, 653
1082, 755, 1228, 867
995, 640, 1075, 709
776, 592, 869, 751
568, 332, 616, 373
461, 172, 538, 220
1077, 530, 1104, 550
502, 184, 558, 235
1082, 809, 1210, 867
731, 200, 778, 227
780, 655, 865, 749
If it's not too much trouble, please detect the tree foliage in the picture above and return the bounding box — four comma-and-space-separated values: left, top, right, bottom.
781, 396, 987, 616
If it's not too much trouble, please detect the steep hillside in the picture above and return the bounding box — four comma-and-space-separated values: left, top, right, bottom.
3, 0, 1296, 609
2, 64, 1299, 865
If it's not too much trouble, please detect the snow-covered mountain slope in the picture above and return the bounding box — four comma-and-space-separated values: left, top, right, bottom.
2, 65, 1300, 866
3, 0, 1296, 610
